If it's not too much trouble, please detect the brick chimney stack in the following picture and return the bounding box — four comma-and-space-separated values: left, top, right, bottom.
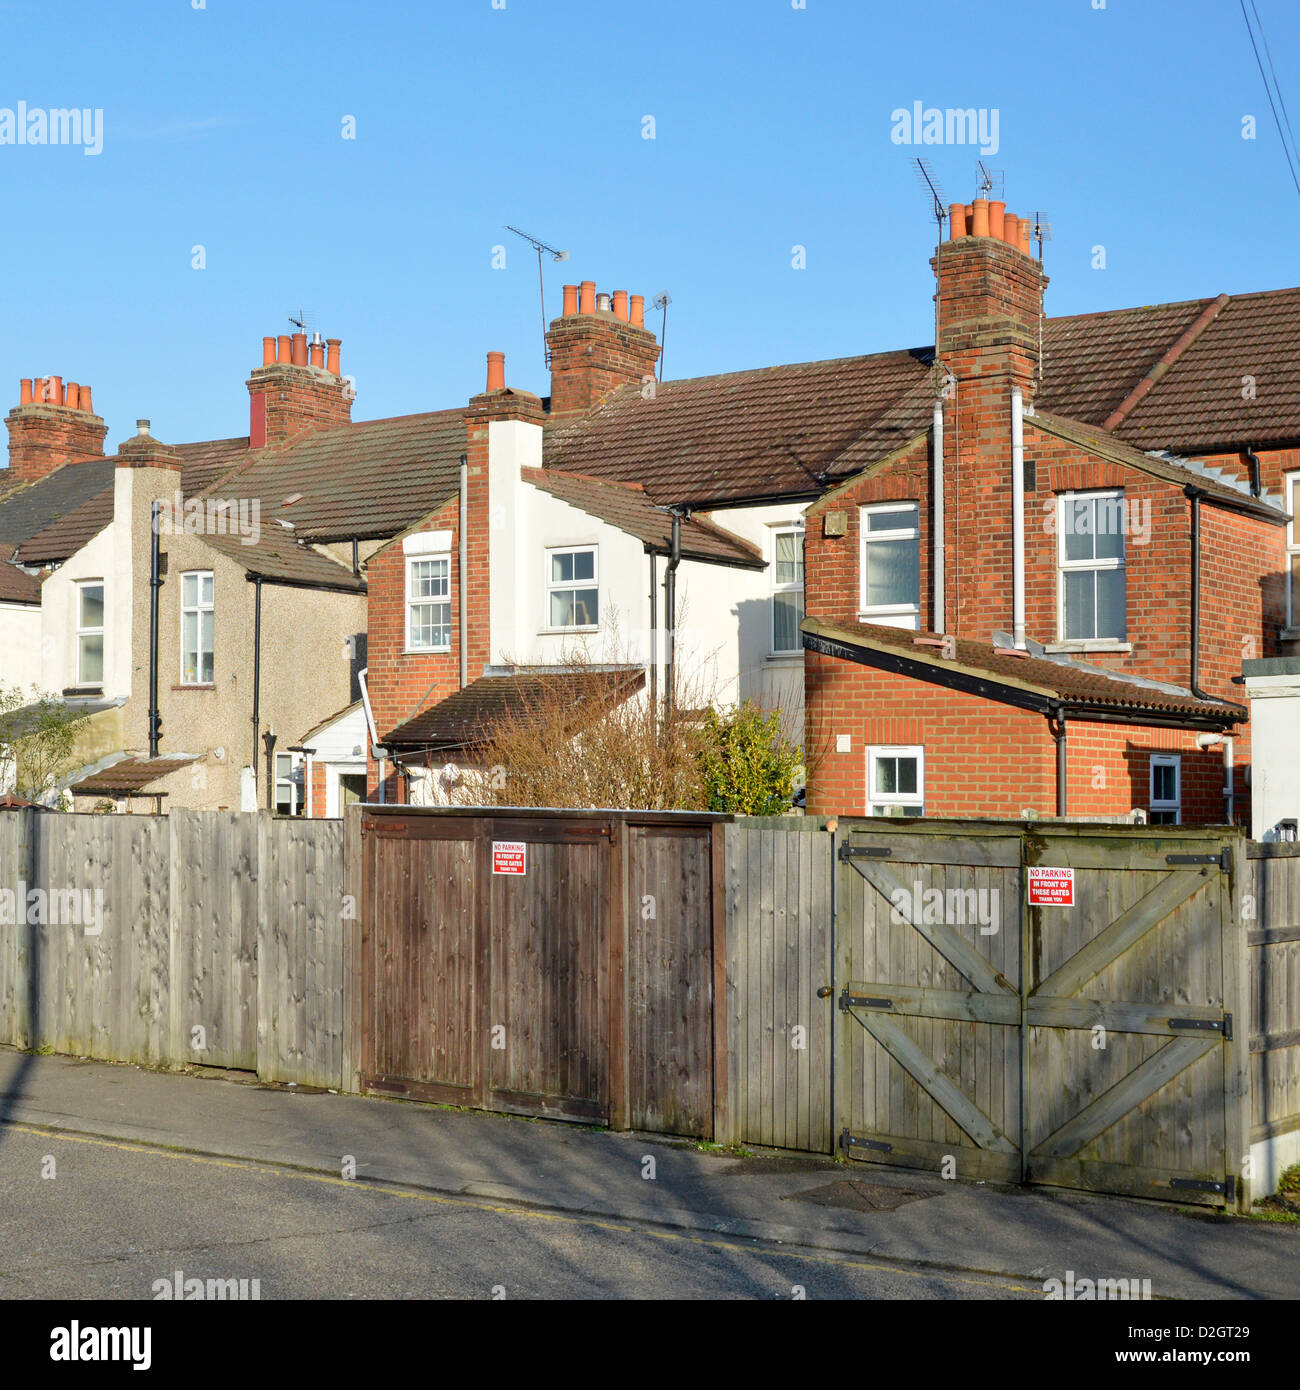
546, 282, 661, 419
246, 329, 352, 449
5, 376, 108, 485
934, 201, 1047, 401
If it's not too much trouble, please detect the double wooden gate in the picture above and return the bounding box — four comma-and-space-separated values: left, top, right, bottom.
834, 821, 1252, 1210
360, 807, 722, 1135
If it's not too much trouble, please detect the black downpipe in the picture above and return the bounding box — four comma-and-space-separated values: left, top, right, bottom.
251, 577, 264, 807
351, 538, 359, 576
664, 512, 682, 716
1050, 706, 1068, 817
147, 501, 162, 759
1186, 488, 1212, 700
1245, 448, 1262, 499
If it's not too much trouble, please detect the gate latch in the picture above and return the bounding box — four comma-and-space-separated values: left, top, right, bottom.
1168, 1014, 1232, 1041
839, 989, 894, 1012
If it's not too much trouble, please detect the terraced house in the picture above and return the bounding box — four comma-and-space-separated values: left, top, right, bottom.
1, 190, 1296, 830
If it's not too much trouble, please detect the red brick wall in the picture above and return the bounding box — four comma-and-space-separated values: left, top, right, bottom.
804, 652, 1240, 826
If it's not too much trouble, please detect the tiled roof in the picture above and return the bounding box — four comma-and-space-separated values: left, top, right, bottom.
70, 755, 197, 794
384, 667, 645, 748
202, 523, 367, 592
14, 486, 115, 563
0, 458, 115, 549
174, 437, 251, 494
0, 562, 39, 604
802, 616, 1246, 724
524, 469, 764, 567
543, 349, 936, 505
543, 289, 1300, 504
201, 410, 465, 541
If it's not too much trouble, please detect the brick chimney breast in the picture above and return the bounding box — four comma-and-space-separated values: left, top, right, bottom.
5, 377, 108, 484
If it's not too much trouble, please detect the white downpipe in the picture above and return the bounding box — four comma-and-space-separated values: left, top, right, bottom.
1224, 736, 1235, 824
357, 665, 386, 804
1011, 386, 1026, 649
932, 400, 945, 632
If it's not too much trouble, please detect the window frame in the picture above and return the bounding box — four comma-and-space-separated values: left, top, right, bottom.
770, 523, 806, 655
1149, 753, 1181, 826
405, 553, 452, 653
179, 569, 215, 686
544, 543, 599, 632
1286, 471, 1300, 629
866, 744, 925, 817
74, 579, 105, 687
858, 502, 921, 630
1057, 489, 1127, 643
274, 751, 304, 817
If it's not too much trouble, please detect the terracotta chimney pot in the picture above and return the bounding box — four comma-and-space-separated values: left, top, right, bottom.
612, 290, 629, 322
277, 335, 291, 364
262, 336, 276, 366
579, 281, 596, 314
290, 332, 308, 367
562, 284, 578, 316
486, 350, 506, 393
988, 201, 1005, 241
630, 294, 645, 328
1019, 221, 1032, 255
48, 375, 64, 405
79, 385, 93, 415
326, 339, 341, 375
19, 379, 33, 405
948, 203, 967, 239
309, 342, 324, 368
65, 383, 80, 410
1002, 213, 1019, 248
970, 199, 990, 238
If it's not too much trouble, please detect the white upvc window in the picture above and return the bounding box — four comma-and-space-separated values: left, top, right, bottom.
771, 524, 805, 654
866, 745, 925, 817
859, 503, 921, 629
1286, 471, 1300, 629
180, 570, 214, 685
274, 751, 305, 817
546, 545, 598, 629
1058, 490, 1126, 642
407, 555, 451, 651
75, 580, 104, 686
1149, 753, 1181, 825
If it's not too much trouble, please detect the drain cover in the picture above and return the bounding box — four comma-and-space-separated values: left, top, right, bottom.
784, 1178, 931, 1212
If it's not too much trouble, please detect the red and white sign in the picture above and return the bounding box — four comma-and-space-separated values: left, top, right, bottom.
1027, 865, 1074, 906
492, 841, 527, 876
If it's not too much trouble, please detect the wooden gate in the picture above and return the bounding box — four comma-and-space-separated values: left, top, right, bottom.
360, 807, 723, 1134
833, 820, 1251, 1210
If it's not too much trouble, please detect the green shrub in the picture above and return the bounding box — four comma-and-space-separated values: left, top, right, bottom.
698, 701, 802, 815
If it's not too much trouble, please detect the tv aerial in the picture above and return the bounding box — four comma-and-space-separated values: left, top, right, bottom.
911, 157, 947, 236
1028, 211, 1053, 260
653, 292, 671, 382
506, 225, 570, 368
976, 160, 1004, 202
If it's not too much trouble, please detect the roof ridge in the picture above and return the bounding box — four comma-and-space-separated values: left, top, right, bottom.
1102, 294, 1231, 430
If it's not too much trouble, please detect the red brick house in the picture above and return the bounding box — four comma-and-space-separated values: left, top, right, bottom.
800, 196, 1297, 826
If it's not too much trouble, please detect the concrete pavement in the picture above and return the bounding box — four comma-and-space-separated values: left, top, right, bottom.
1, 1046, 1297, 1299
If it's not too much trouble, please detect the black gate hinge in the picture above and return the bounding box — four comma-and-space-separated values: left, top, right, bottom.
838, 843, 892, 862
1164, 848, 1232, 873
1168, 1013, 1232, 1041
839, 989, 894, 1012
840, 1129, 892, 1154
1170, 1175, 1234, 1199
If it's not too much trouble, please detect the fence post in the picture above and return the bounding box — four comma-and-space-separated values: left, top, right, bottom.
710, 820, 729, 1145
1224, 833, 1254, 1213
341, 802, 363, 1095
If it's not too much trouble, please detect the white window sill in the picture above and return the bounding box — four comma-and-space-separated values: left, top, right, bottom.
537, 627, 599, 636
403, 647, 452, 656
858, 611, 921, 630
1281, 627, 1300, 642
766, 651, 803, 663
1044, 641, 1132, 654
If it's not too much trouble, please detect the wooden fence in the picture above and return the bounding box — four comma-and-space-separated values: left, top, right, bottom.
0, 807, 346, 1089
1, 806, 1296, 1205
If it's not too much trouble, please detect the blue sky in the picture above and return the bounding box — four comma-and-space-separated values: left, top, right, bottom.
2, 0, 1297, 450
